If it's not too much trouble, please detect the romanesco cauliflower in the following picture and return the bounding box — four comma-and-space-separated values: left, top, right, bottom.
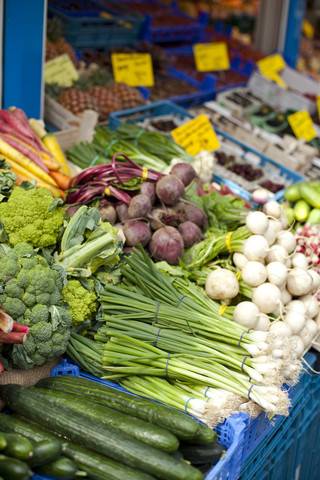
62, 279, 98, 327
0, 186, 65, 248
0, 242, 72, 369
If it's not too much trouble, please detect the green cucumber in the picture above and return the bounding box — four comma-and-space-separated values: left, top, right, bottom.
179, 442, 225, 465
294, 200, 310, 221
34, 456, 79, 480
27, 439, 62, 468
284, 184, 301, 202
0, 414, 157, 480
33, 387, 179, 453
0, 433, 6, 451
36, 375, 200, 440
299, 183, 320, 208
0, 454, 31, 480
2, 433, 33, 461
0, 385, 203, 480
187, 423, 217, 445
307, 208, 320, 225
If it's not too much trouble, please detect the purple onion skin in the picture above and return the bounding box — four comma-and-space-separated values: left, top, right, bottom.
65, 204, 81, 217
123, 220, 151, 247
116, 204, 131, 222
156, 175, 185, 207
178, 221, 202, 248
140, 182, 156, 205
171, 163, 196, 186
128, 194, 152, 219
149, 226, 184, 265
184, 204, 208, 228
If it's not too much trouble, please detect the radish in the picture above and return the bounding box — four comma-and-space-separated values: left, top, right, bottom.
299, 294, 319, 318
285, 311, 306, 334
281, 288, 292, 305
292, 335, 305, 358
264, 225, 276, 246
149, 226, 184, 265
299, 326, 312, 348
128, 194, 152, 219
281, 215, 289, 229
309, 269, 320, 291
263, 201, 282, 219
269, 321, 292, 337
156, 175, 185, 206
205, 268, 239, 300
266, 262, 288, 287
255, 313, 270, 332
233, 252, 248, 269
291, 252, 309, 270
286, 300, 306, 315
252, 283, 282, 314
241, 261, 267, 287
233, 301, 259, 328
242, 235, 269, 261
306, 318, 318, 339
171, 163, 196, 186
286, 268, 313, 296
266, 245, 288, 264
268, 218, 282, 234
245, 211, 269, 235
276, 231, 296, 253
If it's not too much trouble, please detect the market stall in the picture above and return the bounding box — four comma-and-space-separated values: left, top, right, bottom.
0, 1, 320, 480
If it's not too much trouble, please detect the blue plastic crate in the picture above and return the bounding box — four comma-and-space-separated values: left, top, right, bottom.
51, 359, 246, 480
238, 352, 317, 480
48, 1, 144, 49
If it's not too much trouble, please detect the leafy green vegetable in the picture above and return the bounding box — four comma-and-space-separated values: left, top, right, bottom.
0, 159, 17, 202
55, 205, 122, 278
62, 279, 98, 328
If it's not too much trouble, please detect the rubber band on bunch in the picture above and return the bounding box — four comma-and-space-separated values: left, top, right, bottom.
89, 155, 101, 167
184, 397, 195, 413
248, 384, 254, 400
154, 328, 162, 347
142, 166, 148, 181
225, 231, 234, 253
177, 295, 187, 307
238, 329, 252, 347
134, 129, 145, 146
104, 139, 119, 157
241, 357, 247, 373
105, 186, 111, 196
218, 305, 227, 316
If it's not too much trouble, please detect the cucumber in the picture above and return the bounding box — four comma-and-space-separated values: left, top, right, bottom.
27, 439, 62, 467
284, 184, 301, 202
294, 200, 310, 221
35, 456, 79, 480
0, 454, 32, 480
0, 385, 203, 480
36, 375, 200, 440
299, 183, 320, 209
2, 433, 33, 461
33, 387, 179, 453
179, 442, 225, 465
0, 414, 157, 480
0, 433, 6, 451
188, 423, 217, 445
307, 208, 320, 225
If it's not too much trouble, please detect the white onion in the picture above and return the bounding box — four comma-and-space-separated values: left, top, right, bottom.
252, 283, 282, 314
255, 313, 270, 332
266, 262, 288, 287
291, 335, 305, 357
306, 318, 318, 339
266, 245, 288, 264
299, 294, 319, 318
241, 261, 267, 287
264, 225, 276, 246
243, 235, 269, 261
281, 288, 292, 305
233, 302, 260, 328
286, 268, 313, 296
269, 321, 292, 337
300, 326, 312, 348
205, 269, 239, 300
291, 252, 309, 270
268, 219, 282, 234
309, 269, 320, 292
286, 300, 306, 314
285, 311, 306, 334
233, 252, 248, 270
276, 231, 296, 253
263, 201, 282, 219
246, 211, 269, 235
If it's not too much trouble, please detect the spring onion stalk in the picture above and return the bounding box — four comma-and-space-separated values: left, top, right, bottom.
66, 333, 105, 378
183, 226, 251, 269
100, 332, 290, 416
119, 376, 242, 428
96, 321, 285, 386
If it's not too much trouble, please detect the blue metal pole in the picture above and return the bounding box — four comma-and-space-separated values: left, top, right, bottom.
3, 0, 46, 118
283, 0, 307, 68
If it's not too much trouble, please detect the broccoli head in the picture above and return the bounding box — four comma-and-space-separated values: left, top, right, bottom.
62, 279, 98, 327
0, 242, 72, 370
0, 186, 65, 248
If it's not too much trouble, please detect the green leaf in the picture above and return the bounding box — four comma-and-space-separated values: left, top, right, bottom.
18, 180, 37, 191
0, 220, 8, 243
49, 197, 64, 212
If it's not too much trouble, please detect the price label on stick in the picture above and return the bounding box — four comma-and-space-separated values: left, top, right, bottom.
111, 53, 154, 87
193, 43, 230, 72
303, 20, 314, 39
44, 54, 79, 87
171, 115, 220, 156
287, 110, 317, 142
257, 53, 287, 88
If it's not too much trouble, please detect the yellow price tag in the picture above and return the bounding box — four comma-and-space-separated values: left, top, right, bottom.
193, 43, 230, 72
111, 53, 154, 87
287, 110, 317, 142
257, 54, 287, 88
303, 20, 314, 39
171, 115, 220, 156
44, 54, 79, 87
